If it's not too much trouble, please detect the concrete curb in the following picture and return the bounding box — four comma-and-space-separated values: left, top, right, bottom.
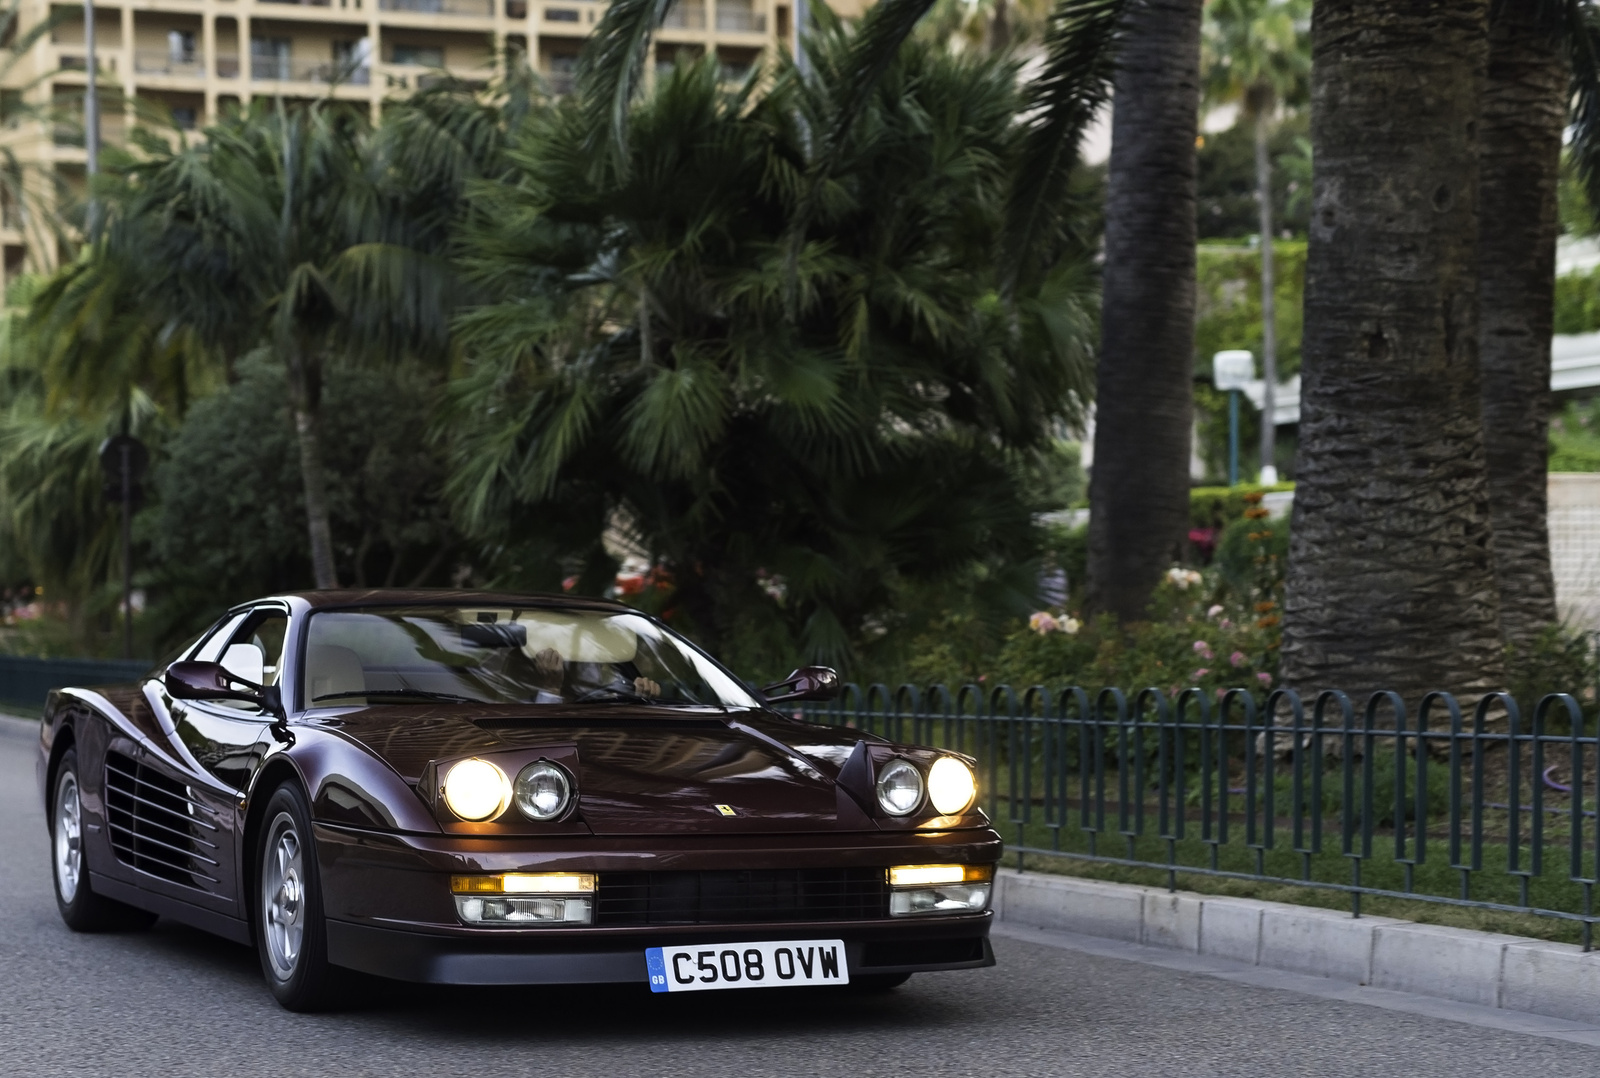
994, 869, 1600, 1025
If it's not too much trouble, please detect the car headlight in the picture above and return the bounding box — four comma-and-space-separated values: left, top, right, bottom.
875, 758, 924, 816
928, 756, 977, 815
442, 758, 511, 821
514, 760, 573, 821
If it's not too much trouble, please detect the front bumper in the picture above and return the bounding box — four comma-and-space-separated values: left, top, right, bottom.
326, 914, 994, 985
315, 822, 1001, 985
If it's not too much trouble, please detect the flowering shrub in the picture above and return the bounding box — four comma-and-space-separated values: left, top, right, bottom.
987, 569, 1281, 700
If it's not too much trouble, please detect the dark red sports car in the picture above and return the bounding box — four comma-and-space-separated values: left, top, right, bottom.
37, 591, 1000, 1010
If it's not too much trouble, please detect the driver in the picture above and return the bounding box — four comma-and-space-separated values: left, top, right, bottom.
529, 647, 662, 701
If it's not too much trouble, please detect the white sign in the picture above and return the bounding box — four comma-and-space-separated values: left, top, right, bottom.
1213, 349, 1256, 391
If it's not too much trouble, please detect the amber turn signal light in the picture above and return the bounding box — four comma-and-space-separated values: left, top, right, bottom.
450, 872, 597, 894
887, 864, 994, 888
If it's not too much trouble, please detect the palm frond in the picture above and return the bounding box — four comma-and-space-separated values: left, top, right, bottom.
999, 0, 1124, 299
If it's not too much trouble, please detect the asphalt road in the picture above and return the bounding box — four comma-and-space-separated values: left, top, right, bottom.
4, 715, 1600, 1077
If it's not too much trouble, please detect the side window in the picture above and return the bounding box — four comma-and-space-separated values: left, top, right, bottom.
192, 613, 250, 664
208, 609, 290, 712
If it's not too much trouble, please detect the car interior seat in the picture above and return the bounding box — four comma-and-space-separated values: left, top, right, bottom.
307, 644, 366, 703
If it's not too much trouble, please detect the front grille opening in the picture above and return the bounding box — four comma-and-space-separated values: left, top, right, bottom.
104, 752, 220, 891
861, 937, 986, 968
597, 869, 888, 926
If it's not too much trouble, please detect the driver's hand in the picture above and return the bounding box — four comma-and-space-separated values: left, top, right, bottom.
533, 648, 563, 677
634, 677, 661, 698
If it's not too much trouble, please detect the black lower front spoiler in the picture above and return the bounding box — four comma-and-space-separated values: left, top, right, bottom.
325, 918, 994, 985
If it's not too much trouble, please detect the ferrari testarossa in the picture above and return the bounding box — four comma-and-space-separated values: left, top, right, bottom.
38, 590, 1001, 1009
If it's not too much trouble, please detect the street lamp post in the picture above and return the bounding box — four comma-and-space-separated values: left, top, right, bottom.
1213, 349, 1255, 487
84, 0, 99, 232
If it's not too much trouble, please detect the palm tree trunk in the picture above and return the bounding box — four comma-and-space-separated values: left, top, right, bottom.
1479, 3, 1564, 650
1254, 106, 1278, 483
1281, 0, 1501, 698
285, 348, 340, 589
1085, 0, 1203, 622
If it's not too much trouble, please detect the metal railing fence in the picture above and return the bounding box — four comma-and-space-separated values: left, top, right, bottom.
802, 683, 1600, 947
0, 655, 151, 711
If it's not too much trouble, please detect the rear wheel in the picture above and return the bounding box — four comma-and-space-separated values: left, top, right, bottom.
51, 747, 157, 932
256, 782, 338, 1011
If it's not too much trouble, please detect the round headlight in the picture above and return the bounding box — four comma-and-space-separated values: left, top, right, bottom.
928, 756, 977, 815
875, 758, 924, 816
514, 760, 573, 821
442, 758, 511, 821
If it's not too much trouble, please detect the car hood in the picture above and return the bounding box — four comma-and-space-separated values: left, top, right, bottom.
312, 705, 881, 834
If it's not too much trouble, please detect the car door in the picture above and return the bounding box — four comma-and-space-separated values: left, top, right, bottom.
118, 607, 286, 918
100, 610, 252, 916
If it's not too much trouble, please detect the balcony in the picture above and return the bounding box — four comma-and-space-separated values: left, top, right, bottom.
134, 50, 206, 78
715, 4, 765, 32
662, 3, 705, 29
251, 56, 372, 85
378, 0, 494, 16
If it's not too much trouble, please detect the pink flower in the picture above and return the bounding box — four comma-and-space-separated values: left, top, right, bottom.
1230, 651, 1246, 667
1207, 604, 1224, 618
1029, 611, 1059, 635
1220, 619, 1234, 630
1192, 668, 1210, 679
1192, 640, 1214, 660
1257, 672, 1273, 686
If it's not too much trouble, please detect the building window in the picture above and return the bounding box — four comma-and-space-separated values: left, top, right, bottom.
171, 106, 197, 130
391, 44, 444, 67
168, 30, 197, 65
250, 37, 291, 80
545, 7, 579, 20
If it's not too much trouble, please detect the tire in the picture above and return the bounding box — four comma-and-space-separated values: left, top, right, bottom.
51, 747, 158, 933
848, 972, 912, 993
255, 782, 339, 1011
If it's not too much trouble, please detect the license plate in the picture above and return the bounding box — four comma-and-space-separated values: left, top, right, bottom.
645, 939, 849, 993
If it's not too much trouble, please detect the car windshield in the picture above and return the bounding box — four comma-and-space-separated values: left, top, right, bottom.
301, 605, 760, 710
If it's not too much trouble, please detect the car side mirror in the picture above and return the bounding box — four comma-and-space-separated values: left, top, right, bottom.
165, 660, 283, 720
761, 666, 841, 703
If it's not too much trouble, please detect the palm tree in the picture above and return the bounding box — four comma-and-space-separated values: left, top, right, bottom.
30, 99, 471, 589
450, 37, 1100, 666
1084, 0, 1205, 622
1478, 3, 1565, 652
1201, 0, 1309, 483
1279, 0, 1504, 697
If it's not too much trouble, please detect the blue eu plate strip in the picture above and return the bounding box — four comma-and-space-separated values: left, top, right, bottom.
645, 947, 669, 993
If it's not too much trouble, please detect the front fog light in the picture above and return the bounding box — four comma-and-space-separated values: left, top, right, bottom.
455, 895, 593, 925
889, 883, 990, 916
451, 873, 595, 926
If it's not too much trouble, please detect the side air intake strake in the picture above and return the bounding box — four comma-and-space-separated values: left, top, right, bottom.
104, 752, 221, 891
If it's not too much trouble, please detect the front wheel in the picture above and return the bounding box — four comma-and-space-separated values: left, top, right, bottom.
256, 783, 338, 1011
51, 747, 157, 932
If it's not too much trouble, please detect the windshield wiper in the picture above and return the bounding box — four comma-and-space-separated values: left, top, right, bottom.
313, 689, 477, 704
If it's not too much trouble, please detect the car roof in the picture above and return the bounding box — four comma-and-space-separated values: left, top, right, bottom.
259, 588, 636, 613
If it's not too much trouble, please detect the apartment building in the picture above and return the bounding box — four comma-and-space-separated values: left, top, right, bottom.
0, 0, 815, 282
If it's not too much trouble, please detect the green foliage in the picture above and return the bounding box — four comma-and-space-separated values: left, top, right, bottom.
449, 37, 1101, 669
1016, 440, 1086, 511
1195, 115, 1311, 241
142, 355, 463, 644
1553, 265, 1600, 335
988, 587, 1280, 698
1549, 399, 1600, 472
1213, 511, 1289, 600
1503, 624, 1599, 726
1188, 481, 1294, 531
